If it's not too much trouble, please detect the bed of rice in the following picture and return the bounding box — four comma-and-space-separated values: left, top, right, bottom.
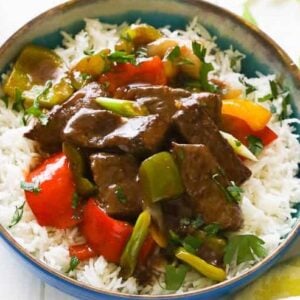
0, 18, 299, 295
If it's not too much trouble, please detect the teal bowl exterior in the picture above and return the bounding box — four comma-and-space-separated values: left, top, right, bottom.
0, 0, 299, 299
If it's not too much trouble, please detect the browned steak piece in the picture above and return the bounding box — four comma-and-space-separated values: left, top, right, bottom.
64, 109, 168, 155
172, 143, 243, 231
180, 92, 222, 127
24, 82, 105, 152
100, 114, 169, 155
90, 153, 142, 219
63, 108, 124, 148
173, 102, 251, 185
115, 84, 221, 125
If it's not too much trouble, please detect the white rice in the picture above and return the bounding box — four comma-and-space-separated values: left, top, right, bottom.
0, 18, 299, 294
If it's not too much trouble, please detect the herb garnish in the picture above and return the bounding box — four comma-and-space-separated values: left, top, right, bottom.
192, 41, 218, 93
72, 192, 80, 209
212, 172, 242, 203
182, 235, 202, 254
108, 51, 136, 64
224, 234, 267, 265
8, 201, 25, 228
169, 230, 202, 254
179, 215, 204, 230
239, 76, 256, 95
242, 1, 257, 26
25, 80, 52, 125
115, 185, 128, 204
165, 264, 188, 290
227, 182, 244, 203
258, 80, 290, 120
247, 135, 263, 156
204, 223, 220, 236
66, 256, 80, 273
167, 45, 181, 61
12, 88, 25, 112
20, 180, 41, 194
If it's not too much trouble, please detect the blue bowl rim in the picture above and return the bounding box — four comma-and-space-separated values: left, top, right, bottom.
0, 0, 299, 298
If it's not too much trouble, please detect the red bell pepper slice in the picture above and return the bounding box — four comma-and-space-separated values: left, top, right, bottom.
222, 115, 278, 146
25, 153, 80, 229
80, 198, 156, 264
80, 198, 133, 263
99, 56, 167, 94
69, 244, 96, 261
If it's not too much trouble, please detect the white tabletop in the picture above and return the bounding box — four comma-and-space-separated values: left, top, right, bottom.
0, 1, 299, 299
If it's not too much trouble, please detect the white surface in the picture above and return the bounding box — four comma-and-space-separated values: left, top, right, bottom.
0, 1, 299, 300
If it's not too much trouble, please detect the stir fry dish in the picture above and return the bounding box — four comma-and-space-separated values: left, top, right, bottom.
4, 23, 280, 289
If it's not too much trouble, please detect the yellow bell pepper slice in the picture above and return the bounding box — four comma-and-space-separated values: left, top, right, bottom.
222, 99, 272, 131
4, 44, 73, 108
175, 247, 226, 282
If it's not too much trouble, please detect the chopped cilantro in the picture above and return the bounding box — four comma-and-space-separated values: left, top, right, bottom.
226, 182, 244, 203
279, 93, 290, 121
190, 215, 204, 229
204, 223, 220, 236
239, 76, 256, 95
108, 51, 136, 64
258, 94, 272, 102
182, 235, 202, 254
247, 135, 263, 156
12, 88, 25, 112
270, 103, 277, 114
242, 1, 257, 25
192, 41, 218, 93
235, 140, 242, 147
165, 264, 188, 290
269, 80, 279, 98
224, 234, 267, 265
115, 185, 127, 204
192, 41, 206, 61
212, 170, 238, 202
169, 230, 181, 244
66, 256, 80, 273
25, 80, 52, 125
8, 201, 25, 228
167, 45, 181, 62
20, 180, 41, 194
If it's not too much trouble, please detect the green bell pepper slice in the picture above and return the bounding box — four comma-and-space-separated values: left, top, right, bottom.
95, 97, 149, 117
62, 142, 96, 197
4, 44, 73, 108
139, 151, 184, 204
120, 210, 151, 278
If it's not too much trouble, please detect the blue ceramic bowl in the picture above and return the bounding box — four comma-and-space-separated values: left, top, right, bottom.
0, 1, 299, 299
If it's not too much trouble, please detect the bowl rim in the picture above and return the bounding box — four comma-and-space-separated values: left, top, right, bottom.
0, 0, 299, 298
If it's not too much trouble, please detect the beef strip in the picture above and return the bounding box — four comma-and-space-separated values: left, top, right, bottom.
100, 114, 168, 155
24, 82, 105, 152
173, 102, 251, 185
115, 84, 221, 125
63, 108, 124, 148
172, 143, 243, 231
180, 92, 222, 127
90, 153, 142, 219
64, 109, 169, 155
